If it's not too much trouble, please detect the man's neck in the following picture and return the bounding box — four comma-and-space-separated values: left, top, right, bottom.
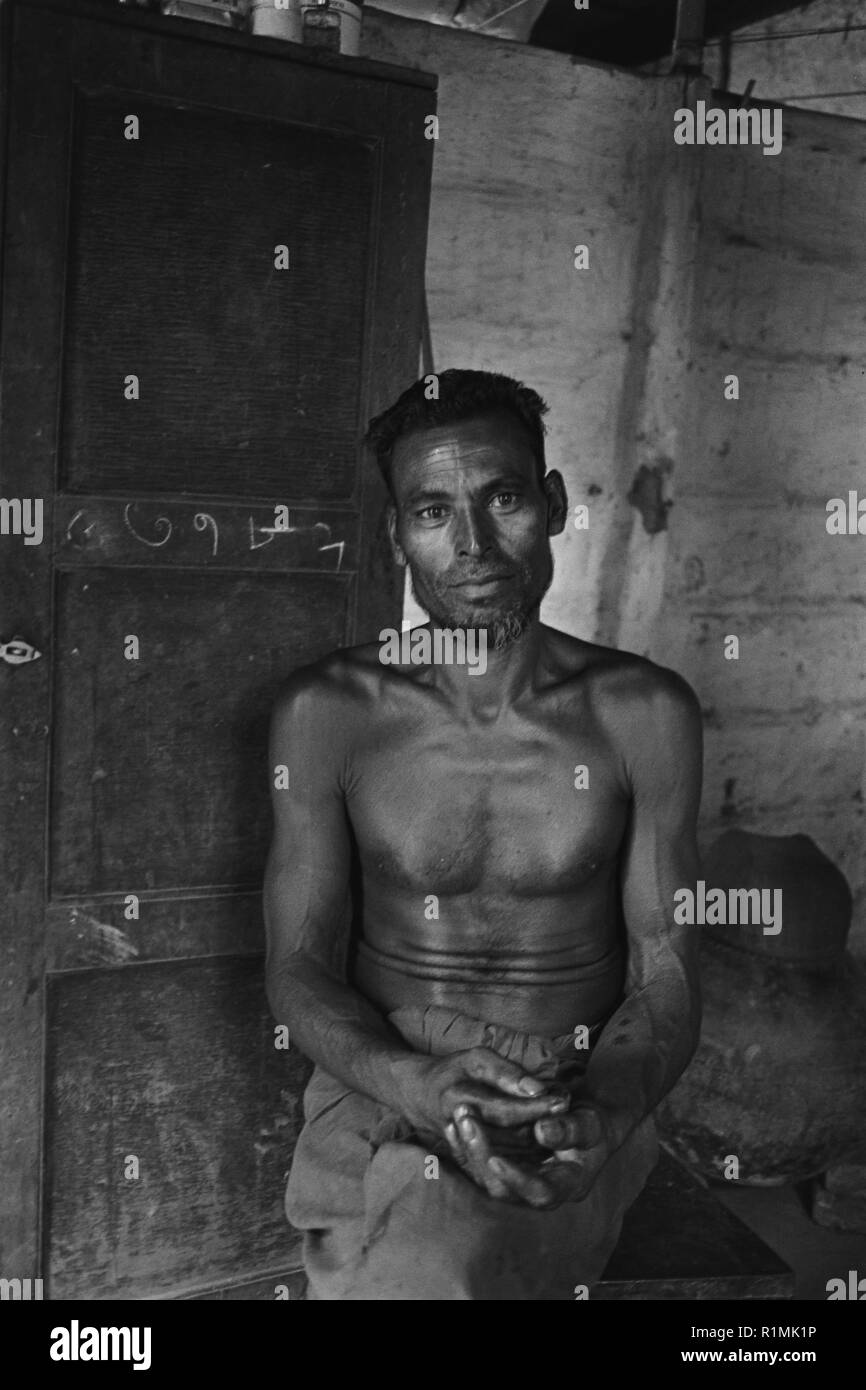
428, 614, 547, 722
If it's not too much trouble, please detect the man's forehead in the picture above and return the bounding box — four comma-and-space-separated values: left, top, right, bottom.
391, 411, 536, 476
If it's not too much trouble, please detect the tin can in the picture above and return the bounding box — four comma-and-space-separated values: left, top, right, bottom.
250, 0, 303, 41
300, 0, 363, 56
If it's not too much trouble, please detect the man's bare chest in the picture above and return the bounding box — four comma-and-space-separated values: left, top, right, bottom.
347, 716, 629, 897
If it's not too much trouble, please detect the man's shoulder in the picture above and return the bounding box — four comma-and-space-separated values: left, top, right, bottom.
544, 626, 700, 724
270, 640, 386, 725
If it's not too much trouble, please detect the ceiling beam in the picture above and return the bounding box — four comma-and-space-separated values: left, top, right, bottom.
367, 0, 548, 43
670, 0, 706, 71
529, 0, 828, 66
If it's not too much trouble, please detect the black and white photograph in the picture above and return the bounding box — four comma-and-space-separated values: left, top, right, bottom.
1, 0, 865, 1350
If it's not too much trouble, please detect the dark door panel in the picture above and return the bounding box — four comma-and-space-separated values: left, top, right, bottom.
0, 0, 434, 1297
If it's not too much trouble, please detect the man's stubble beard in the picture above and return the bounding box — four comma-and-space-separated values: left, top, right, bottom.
408, 550, 554, 653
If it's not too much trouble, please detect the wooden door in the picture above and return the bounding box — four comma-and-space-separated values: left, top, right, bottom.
0, 0, 434, 1298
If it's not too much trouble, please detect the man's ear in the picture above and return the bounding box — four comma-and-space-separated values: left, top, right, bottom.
543, 470, 568, 537
386, 503, 407, 567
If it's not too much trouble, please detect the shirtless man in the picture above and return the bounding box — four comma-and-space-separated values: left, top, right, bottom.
264, 368, 703, 1301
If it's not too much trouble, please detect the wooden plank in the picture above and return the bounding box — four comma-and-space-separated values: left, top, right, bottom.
45, 956, 313, 1299
593, 1271, 793, 1300
181, 1268, 307, 1300
27, 0, 437, 91
60, 88, 374, 502
46, 893, 266, 972
0, 0, 72, 1280
48, 568, 351, 898
55, 499, 358, 574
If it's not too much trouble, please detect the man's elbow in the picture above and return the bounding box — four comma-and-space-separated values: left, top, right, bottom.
680, 977, 702, 1071
660, 959, 701, 1075
265, 949, 307, 1023
689, 961, 702, 1034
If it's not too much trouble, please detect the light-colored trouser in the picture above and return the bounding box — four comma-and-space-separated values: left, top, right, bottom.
285, 1004, 658, 1300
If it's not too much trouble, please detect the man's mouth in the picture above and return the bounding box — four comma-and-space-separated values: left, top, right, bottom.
452, 574, 512, 590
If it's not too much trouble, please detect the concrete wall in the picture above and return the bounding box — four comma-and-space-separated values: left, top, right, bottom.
362, 11, 866, 954
362, 9, 698, 642
717, 0, 866, 121
654, 107, 866, 953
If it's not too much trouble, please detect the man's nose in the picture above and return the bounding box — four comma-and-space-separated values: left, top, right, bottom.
454, 508, 493, 558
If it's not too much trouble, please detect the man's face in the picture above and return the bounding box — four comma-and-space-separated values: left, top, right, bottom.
387, 411, 566, 649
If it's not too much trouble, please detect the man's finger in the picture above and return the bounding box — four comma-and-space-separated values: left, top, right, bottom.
463, 1048, 550, 1097
539, 1154, 601, 1203
450, 1112, 557, 1208
451, 1113, 566, 1207
454, 1084, 569, 1128
446, 1115, 511, 1201
486, 1154, 559, 1210
534, 1105, 605, 1151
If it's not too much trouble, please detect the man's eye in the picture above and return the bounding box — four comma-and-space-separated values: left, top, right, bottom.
491, 493, 520, 507
417, 505, 447, 520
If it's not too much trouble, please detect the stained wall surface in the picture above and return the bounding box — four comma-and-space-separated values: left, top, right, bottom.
363, 9, 696, 644
653, 108, 866, 952
721, 0, 866, 121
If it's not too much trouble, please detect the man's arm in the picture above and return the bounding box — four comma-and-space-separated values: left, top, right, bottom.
264, 666, 414, 1107
533, 666, 703, 1180
263, 661, 567, 1152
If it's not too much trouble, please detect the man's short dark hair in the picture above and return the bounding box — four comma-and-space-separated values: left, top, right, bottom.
365, 368, 549, 497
